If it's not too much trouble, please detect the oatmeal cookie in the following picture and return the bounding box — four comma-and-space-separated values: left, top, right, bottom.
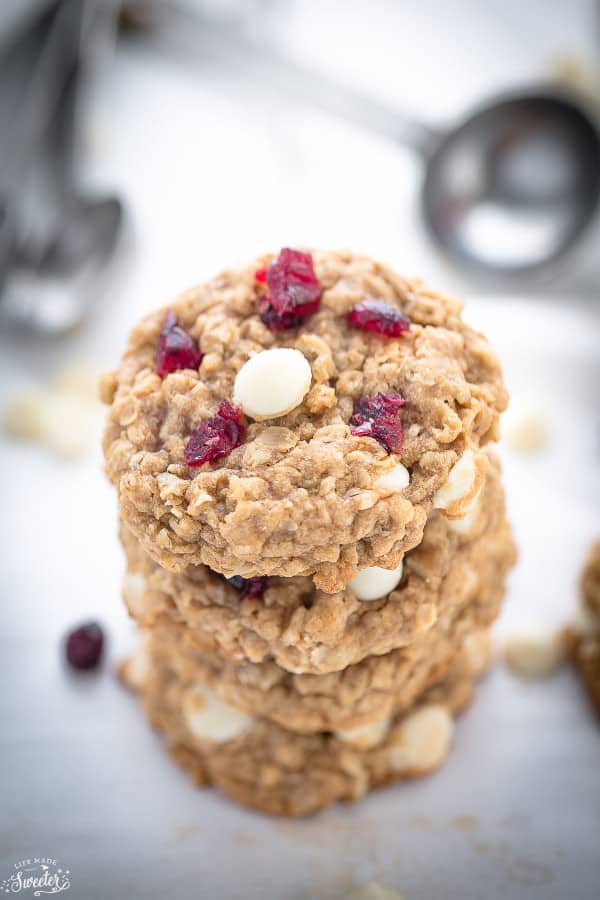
143, 584, 501, 733
121, 452, 513, 674
580, 539, 600, 618
103, 250, 506, 592
567, 540, 600, 719
121, 635, 489, 816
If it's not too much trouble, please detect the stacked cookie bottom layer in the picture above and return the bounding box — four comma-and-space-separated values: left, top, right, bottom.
120, 453, 516, 816
124, 629, 489, 816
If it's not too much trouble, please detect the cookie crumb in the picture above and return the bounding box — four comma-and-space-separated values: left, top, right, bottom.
347, 882, 404, 900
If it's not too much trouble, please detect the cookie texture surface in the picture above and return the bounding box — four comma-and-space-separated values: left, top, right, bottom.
141, 603, 500, 734
121, 637, 487, 817
580, 539, 600, 619
103, 250, 506, 592
121, 452, 512, 674
567, 540, 600, 719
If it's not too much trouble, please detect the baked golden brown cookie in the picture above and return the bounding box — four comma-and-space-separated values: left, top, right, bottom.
121, 630, 491, 817
567, 540, 600, 719
102, 249, 506, 592
139, 576, 502, 733
121, 452, 513, 674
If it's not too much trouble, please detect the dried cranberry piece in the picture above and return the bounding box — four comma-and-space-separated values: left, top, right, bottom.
268, 248, 321, 316
227, 575, 267, 599
350, 392, 405, 453
156, 310, 203, 378
255, 267, 267, 284
258, 296, 304, 331
184, 400, 245, 467
258, 248, 321, 331
65, 622, 104, 670
347, 299, 410, 337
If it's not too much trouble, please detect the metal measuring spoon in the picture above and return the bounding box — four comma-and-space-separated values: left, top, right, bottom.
421, 92, 600, 279
157, 5, 600, 282
0, 0, 124, 335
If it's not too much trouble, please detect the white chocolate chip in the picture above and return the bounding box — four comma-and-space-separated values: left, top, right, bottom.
183, 685, 253, 742
122, 638, 151, 690
233, 348, 312, 420
122, 573, 148, 618
462, 566, 480, 597
388, 704, 453, 773
51, 361, 101, 403
503, 399, 549, 454
336, 717, 391, 749
462, 629, 493, 677
347, 883, 404, 900
3, 360, 101, 458
505, 627, 565, 678
3, 388, 46, 441
349, 561, 404, 602
374, 463, 410, 495
447, 494, 480, 535
40, 391, 99, 458
434, 449, 481, 514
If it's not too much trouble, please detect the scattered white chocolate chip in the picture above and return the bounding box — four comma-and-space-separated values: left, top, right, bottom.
336, 716, 391, 750
504, 627, 565, 678
51, 361, 101, 403
462, 629, 493, 678
122, 573, 148, 618
3, 360, 102, 459
349, 561, 404, 602
434, 449, 481, 514
374, 463, 410, 495
183, 685, 253, 742
347, 883, 404, 900
40, 391, 99, 458
3, 388, 46, 441
502, 400, 549, 454
233, 348, 312, 420
388, 704, 453, 773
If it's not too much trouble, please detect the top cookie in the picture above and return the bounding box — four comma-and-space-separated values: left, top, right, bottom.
102, 249, 506, 592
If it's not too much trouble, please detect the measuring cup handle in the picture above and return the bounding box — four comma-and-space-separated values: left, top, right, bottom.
161, 9, 440, 158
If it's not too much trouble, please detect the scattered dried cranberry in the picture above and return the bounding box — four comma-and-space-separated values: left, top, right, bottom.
347, 299, 410, 337
258, 248, 321, 331
156, 310, 203, 378
65, 622, 104, 670
255, 267, 267, 284
184, 400, 245, 467
350, 392, 405, 453
226, 575, 267, 598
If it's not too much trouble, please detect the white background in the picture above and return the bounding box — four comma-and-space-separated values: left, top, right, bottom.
1, 2, 600, 898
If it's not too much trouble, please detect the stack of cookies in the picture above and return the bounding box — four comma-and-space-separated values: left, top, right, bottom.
102, 249, 516, 815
